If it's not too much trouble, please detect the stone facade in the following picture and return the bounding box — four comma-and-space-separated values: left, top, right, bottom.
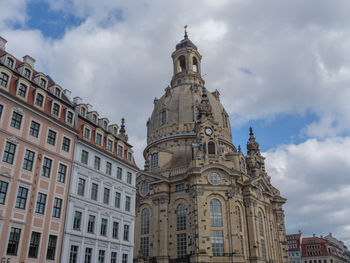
134, 32, 289, 263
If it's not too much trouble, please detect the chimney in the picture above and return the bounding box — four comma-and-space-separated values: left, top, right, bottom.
73, 96, 82, 105
23, 55, 35, 68
0, 36, 7, 51
63, 89, 72, 100
313, 234, 316, 237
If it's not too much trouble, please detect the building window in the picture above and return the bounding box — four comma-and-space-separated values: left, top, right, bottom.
35, 93, 44, 107
73, 211, 82, 230
212, 230, 224, 256
177, 233, 187, 258
6, 227, 21, 255
210, 199, 223, 227
103, 188, 110, 205
127, 152, 132, 162
41, 157, 52, 177
57, 163, 67, 183
0, 104, 3, 119
98, 250, 105, 263
176, 203, 186, 231
87, 215, 95, 233
103, 121, 107, 130
0, 180, 9, 204
3, 141, 16, 164
127, 172, 132, 184
96, 133, 102, 146
261, 239, 266, 259
161, 110, 166, 125
83, 128, 90, 139
122, 254, 128, 263
107, 139, 113, 151
24, 68, 31, 78
18, 83, 27, 97
240, 235, 244, 257
111, 252, 117, 263
91, 183, 98, 201
15, 186, 28, 209
117, 145, 123, 156
80, 107, 86, 116
0, 72, 9, 87
28, 231, 41, 258
52, 198, 62, 218
35, 192, 47, 214
46, 235, 57, 259
66, 111, 73, 124
123, 225, 129, 241
10, 111, 22, 129
236, 206, 242, 232
94, 156, 101, 170
6, 57, 14, 68
100, 218, 108, 236
115, 192, 121, 208
125, 196, 131, 212
29, 120, 40, 137
140, 237, 150, 259
151, 152, 158, 168
106, 162, 112, 175
117, 167, 122, 180
47, 129, 57, 146
176, 183, 184, 192
52, 103, 60, 116
141, 208, 150, 235
40, 78, 46, 88
258, 212, 264, 236
55, 88, 61, 97
92, 114, 97, 124
69, 245, 78, 263
77, 178, 86, 196
22, 149, 35, 171
81, 150, 89, 164
112, 221, 119, 239
85, 247, 92, 263
208, 141, 216, 154
62, 137, 71, 152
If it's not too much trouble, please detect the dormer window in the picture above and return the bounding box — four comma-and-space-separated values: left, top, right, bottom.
103, 121, 107, 130
83, 127, 90, 139
113, 127, 118, 136
127, 152, 132, 162
17, 83, 27, 97
117, 145, 123, 157
107, 139, 113, 151
6, 58, 14, 68
35, 93, 44, 107
55, 88, 61, 97
24, 68, 31, 79
40, 78, 46, 88
52, 103, 60, 116
0, 72, 9, 88
92, 114, 97, 124
80, 107, 86, 117
66, 111, 73, 124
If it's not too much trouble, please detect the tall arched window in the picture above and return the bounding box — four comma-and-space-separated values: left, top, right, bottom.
141, 208, 150, 234
258, 211, 264, 236
208, 141, 216, 154
177, 56, 186, 73
193, 57, 198, 72
236, 206, 242, 232
176, 203, 186, 231
210, 199, 223, 227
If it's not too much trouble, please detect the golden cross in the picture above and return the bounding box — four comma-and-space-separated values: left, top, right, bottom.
184, 25, 188, 34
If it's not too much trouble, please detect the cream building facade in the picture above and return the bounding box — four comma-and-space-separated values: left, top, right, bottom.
134, 31, 289, 263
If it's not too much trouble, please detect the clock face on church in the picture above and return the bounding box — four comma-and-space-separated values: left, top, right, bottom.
205, 127, 213, 136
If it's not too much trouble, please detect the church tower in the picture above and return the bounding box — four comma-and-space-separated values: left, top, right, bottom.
134, 28, 289, 263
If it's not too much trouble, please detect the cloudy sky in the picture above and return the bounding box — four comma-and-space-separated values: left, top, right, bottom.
1, 0, 350, 246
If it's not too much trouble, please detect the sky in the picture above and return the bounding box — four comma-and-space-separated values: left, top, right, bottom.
1, 0, 350, 247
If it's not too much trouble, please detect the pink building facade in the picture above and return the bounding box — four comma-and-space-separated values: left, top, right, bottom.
0, 37, 77, 262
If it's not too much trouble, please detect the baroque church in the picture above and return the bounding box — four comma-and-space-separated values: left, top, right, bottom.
134, 29, 289, 263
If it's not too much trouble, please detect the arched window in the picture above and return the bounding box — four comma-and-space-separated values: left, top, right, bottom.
161, 110, 166, 125
236, 206, 242, 232
258, 211, 264, 236
151, 152, 158, 168
176, 203, 186, 231
193, 57, 198, 72
210, 199, 223, 227
141, 208, 150, 235
178, 56, 186, 73
208, 141, 215, 154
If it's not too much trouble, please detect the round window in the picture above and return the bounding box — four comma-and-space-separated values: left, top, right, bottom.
139, 181, 149, 196
208, 172, 221, 185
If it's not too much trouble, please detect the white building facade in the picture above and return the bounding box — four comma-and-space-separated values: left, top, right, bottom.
61, 103, 137, 263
